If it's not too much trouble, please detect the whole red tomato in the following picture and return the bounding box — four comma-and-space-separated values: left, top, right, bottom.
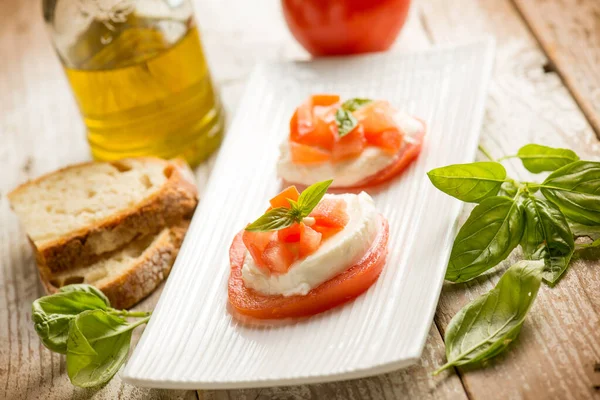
281, 0, 411, 56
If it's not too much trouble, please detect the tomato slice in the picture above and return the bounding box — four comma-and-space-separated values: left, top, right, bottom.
228, 216, 389, 319
354, 126, 426, 188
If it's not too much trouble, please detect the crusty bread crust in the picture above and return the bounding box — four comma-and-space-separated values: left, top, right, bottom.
10, 158, 198, 273
43, 220, 190, 309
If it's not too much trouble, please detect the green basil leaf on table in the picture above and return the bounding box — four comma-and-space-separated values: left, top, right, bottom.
516, 144, 579, 173
445, 196, 525, 282
569, 221, 600, 240
427, 162, 507, 203
540, 161, 600, 225
435, 260, 544, 374
32, 284, 110, 353
66, 309, 149, 388
520, 196, 574, 284
297, 179, 333, 216
341, 98, 372, 112
245, 207, 296, 232
335, 108, 358, 137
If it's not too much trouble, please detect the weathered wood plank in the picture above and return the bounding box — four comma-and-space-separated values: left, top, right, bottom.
0, 0, 198, 399
0, 0, 463, 399
419, 0, 600, 398
512, 0, 600, 138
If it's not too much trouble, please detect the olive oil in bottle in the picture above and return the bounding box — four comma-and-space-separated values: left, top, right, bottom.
44, 1, 224, 166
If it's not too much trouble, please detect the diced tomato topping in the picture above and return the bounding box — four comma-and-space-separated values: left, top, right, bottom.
331, 124, 366, 161
290, 142, 331, 164
261, 240, 295, 274
244, 185, 352, 275
298, 225, 321, 258
353, 126, 426, 188
311, 94, 340, 107
242, 230, 273, 269
310, 198, 349, 228
309, 198, 349, 240
288, 96, 412, 165
291, 99, 313, 137
277, 223, 303, 243
353, 100, 398, 134
364, 128, 404, 154
269, 186, 300, 209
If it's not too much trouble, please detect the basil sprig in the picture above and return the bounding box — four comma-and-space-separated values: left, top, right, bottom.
334, 97, 372, 137
429, 143, 600, 373
435, 260, 544, 374
32, 284, 151, 387
245, 180, 333, 232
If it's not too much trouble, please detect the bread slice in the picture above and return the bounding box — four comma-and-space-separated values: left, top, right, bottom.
44, 219, 190, 309
8, 157, 197, 274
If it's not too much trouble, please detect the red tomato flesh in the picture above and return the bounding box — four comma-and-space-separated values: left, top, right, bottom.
228, 216, 389, 319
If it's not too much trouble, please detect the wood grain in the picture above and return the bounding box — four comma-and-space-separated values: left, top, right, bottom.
418, 0, 600, 398
512, 0, 600, 138
1, 0, 600, 398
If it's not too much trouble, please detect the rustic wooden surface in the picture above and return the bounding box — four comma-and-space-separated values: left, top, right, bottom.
512, 0, 600, 138
0, 0, 598, 399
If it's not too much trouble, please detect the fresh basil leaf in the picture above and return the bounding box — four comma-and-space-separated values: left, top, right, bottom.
569, 221, 600, 241
446, 196, 524, 282
517, 144, 579, 173
341, 98, 372, 112
297, 179, 333, 217
66, 310, 147, 387
435, 260, 544, 374
540, 161, 600, 225
427, 162, 507, 203
32, 284, 110, 354
335, 108, 358, 137
498, 180, 519, 198
245, 207, 295, 232
520, 196, 574, 284
60, 284, 110, 305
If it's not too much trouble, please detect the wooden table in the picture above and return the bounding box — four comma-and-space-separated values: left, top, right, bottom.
1, 0, 599, 398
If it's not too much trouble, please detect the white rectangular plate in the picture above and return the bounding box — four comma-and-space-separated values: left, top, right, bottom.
122, 39, 495, 390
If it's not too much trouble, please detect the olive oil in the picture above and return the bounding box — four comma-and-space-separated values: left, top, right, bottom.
63, 23, 224, 166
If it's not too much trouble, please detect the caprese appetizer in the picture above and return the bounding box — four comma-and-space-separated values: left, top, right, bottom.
277, 95, 426, 188
228, 180, 389, 319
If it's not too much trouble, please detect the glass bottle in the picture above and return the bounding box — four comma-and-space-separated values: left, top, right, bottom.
42, 0, 224, 167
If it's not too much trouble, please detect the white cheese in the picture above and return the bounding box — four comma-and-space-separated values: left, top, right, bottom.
277, 112, 423, 187
241, 192, 380, 297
